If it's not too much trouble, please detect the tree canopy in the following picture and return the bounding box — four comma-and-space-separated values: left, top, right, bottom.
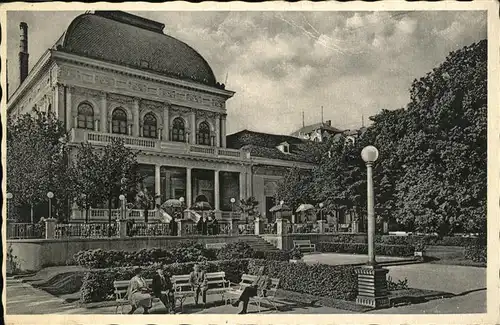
275, 39, 487, 236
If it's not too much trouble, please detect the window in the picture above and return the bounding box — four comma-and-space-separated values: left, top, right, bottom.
143, 113, 157, 138
77, 103, 94, 130
197, 121, 211, 145
112, 108, 128, 134
172, 117, 185, 142
283, 144, 289, 153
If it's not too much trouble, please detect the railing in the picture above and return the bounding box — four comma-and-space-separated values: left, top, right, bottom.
291, 223, 318, 234
238, 222, 255, 235
218, 148, 242, 158
262, 223, 277, 235
190, 145, 216, 155
86, 131, 157, 148
55, 223, 118, 238
85, 208, 157, 221
220, 211, 241, 219
7, 223, 45, 239
129, 222, 172, 237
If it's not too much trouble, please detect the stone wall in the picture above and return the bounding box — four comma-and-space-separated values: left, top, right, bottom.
7, 235, 256, 272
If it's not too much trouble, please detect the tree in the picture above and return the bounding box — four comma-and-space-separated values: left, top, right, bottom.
73, 138, 141, 231
274, 166, 314, 212
7, 110, 73, 222
238, 197, 261, 224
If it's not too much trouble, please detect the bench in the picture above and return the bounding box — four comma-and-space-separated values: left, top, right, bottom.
113, 279, 160, 314
113, 272, 230, 313
293, 239, 316, 252
224, 274, 280, 313
205, 242, 226, 249
171, 271, 230, 311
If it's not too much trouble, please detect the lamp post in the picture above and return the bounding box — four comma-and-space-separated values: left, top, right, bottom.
230, 197, 235, 218
47, 191, 54, 220
361, 145, 378, 265
319, 202, 324, 221
119, 194, 126, 220
354, 145, 389, 309
6, 193, 13, 221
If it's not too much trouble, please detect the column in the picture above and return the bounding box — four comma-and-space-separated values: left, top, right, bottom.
254, 217, 263, 235
190, 111, 196, 144
163, 105, 170, 141
94, 119, 99, 131
186, 167, 192, 206
66, 86, 72, 129
215, 116, 221, 147
100, 93, 107, 133
155, 165, 161, 204
221, 116, 227, 147
214, 170, 220, 211
158, 127, 162, 140
54, 83, 65, 121
133, 98, 140, 137
239, 172, 246, 201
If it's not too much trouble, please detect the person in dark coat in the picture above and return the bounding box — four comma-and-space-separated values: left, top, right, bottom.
151, 267, 175, 313
189, 264, 208, 307
211, 218, 219, 235
232, 266, 271, 314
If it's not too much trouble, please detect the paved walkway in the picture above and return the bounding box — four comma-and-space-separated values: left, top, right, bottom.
303, 253, 405, 266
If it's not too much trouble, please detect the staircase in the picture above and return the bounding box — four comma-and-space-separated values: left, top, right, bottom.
242, 235, 280, 252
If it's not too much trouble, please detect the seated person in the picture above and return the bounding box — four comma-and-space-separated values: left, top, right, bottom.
189, 264, 208, 307
127, 267, 153, 314
232, 266, 271, 314
152, 266, 175, 314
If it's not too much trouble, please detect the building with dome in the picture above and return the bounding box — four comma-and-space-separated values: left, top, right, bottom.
7, 11, 315, 221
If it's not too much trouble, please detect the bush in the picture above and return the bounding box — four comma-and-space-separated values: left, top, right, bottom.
80, 259, 250, 303
74, 242, 216, 268
375, 235, 484, 247
464, 244, 486, 263
216, 241, 255, 260
248, 259, 358, 301
316, 242, 415, 257
387, 276, 409, 291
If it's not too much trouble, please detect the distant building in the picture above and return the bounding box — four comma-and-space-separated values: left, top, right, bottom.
291, 120, 343, 142
7, 11, 315, 221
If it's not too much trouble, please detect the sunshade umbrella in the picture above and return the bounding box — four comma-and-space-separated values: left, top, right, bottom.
269, 203, 291, 212
191, 201, 213, 211
295, 204, 315, 213
161, 199, 183, 208
158, 209, 173, 223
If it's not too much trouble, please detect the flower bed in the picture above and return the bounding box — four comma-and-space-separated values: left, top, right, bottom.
248, 259, 358, 301
316, 242, 415, 257
80, 259, 250, 303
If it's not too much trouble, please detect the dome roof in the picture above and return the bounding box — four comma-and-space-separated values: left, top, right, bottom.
57, 11, 218, 87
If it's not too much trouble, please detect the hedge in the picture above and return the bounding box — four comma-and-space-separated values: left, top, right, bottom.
464, 244, 487, 263
316, 242, 415, 257
80, 259, 250, 303
248, 259, 358, 301
374, 235, 485, 247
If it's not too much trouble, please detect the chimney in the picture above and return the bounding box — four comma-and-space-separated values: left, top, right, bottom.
325, 120, 331, 126
19, 22, 29, 84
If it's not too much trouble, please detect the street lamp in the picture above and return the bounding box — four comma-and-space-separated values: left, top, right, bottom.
319, 202, 324, 221
6, 193, 13, 221
119, 194, 126, 220
47, 191, 54, 220
230, 197, 235, 218
361, 145, 378, 265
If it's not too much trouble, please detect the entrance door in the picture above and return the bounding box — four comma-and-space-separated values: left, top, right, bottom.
265, 196, 275, 223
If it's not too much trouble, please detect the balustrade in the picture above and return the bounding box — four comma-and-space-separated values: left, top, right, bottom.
54, 223, 118, 238
7, 223, 45, 239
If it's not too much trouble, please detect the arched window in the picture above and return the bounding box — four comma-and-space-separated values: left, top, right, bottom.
197, 121, 211, 145
112, 108, 128, 135
77, 103, 94, 130
143, 113, 157, 139
171, 117, 185, 142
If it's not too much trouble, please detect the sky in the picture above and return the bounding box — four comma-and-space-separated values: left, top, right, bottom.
6, 10, 486, 135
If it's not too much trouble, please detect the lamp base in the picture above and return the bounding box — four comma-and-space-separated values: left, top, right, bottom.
355, 265, 390, 308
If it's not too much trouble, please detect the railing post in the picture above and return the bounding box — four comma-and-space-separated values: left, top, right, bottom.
254, 217, 263, 235
276, 218, 288, 235
230, 218, 239, 236
177, 219, 187, 236
45, 218, 57, 239
317, 219, 326, 233
352, 220, 359, 233
117, 219, 128, 238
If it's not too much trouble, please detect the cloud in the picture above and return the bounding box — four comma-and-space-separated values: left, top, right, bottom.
7, 10, 487, 135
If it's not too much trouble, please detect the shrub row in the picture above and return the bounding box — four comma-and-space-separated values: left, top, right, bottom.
80, 259, 250, 303
464, 244, 487, 263
74, 241, 216, 269
248, 259, 358, 301
316, 242, 415, 257
374, 235, 485, 247
74, 241, 301, 269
